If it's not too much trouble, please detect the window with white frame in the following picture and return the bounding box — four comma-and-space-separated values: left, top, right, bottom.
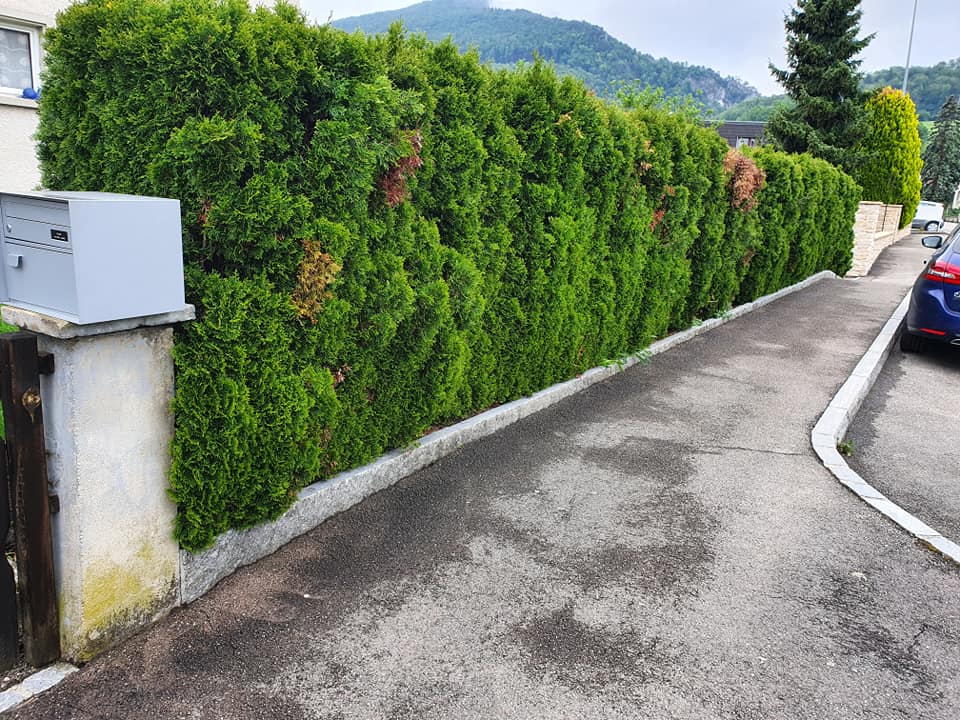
0, 20, 41, 96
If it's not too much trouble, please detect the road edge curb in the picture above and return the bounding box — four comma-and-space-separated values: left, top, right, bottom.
0, 663, 77, 715
811, 291, 960, 564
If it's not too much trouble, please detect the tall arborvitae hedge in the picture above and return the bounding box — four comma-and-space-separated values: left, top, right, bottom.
38, 0, 859, 551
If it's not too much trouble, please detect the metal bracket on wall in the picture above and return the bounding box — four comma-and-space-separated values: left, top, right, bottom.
36, 352, 58, 513
37, 352, 54, 376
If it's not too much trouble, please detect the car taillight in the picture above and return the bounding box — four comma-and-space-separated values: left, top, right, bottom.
925, 258, 960, 285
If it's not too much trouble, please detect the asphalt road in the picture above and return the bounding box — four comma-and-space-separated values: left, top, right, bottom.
10, 238, 960, 720
846, 238, 960, 544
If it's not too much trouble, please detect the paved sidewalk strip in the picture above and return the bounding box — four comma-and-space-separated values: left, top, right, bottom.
183, 271, 838, 602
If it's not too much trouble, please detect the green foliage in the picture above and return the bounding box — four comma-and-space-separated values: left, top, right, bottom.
864, 59, 960, 121
854, 87, 922, 227
169, 269, 328, 549
918, 121, 933, 151
767, 0, 873, 174
616, 83, 710, 123
332, 1, 757, 111
720, 56, 960, 125
39, 0, 858, 551
735, 149, 859, 301
717, 94, 793, 122
921, 95, 960, 207
0, 317, 16, 438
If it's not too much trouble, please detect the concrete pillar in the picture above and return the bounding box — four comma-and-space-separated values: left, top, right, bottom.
0, 305, 193, 662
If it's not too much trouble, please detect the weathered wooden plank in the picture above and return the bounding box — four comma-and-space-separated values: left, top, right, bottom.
0, 334, 59, 666
0, 438, 18, 671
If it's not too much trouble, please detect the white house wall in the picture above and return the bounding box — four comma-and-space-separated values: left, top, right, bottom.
0, 97, 44, 190
0, 1, 72, 191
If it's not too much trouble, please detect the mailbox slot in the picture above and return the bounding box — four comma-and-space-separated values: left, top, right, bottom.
2, 197, 70, 227
2, 217, 73, 250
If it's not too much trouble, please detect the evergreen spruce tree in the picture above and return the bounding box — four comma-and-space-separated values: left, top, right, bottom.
767, 0, 874, 174
921, 95, 960, 207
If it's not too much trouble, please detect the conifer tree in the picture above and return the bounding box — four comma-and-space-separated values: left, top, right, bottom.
767, 0, 874, 174
921, 95, 960, 207
854, 87, 922, 227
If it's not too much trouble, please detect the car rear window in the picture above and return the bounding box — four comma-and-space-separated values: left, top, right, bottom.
949, 227, 960, 252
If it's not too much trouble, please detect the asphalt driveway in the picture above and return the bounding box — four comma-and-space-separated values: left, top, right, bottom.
9, 237, 960, 720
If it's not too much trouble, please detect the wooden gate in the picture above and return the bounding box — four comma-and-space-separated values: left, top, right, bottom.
0, 333, 60, 670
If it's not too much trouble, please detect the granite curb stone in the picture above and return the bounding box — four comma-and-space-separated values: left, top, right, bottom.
0, 664, 77, 714
811, 292, 960, 564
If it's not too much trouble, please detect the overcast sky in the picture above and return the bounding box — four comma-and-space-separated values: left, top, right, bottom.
298, 0, 959, 95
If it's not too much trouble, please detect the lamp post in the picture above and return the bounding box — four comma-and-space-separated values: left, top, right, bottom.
902, 0, 919, 94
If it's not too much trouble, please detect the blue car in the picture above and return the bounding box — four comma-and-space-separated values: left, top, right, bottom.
901, 225, 960, 352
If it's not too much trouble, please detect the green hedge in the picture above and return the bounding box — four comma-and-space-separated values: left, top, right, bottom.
38, 0, 859, 551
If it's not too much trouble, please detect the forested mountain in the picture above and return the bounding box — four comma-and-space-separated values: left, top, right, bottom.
863, 59, 960, 120
332, 0, 758, 110
721, 59, 960, 122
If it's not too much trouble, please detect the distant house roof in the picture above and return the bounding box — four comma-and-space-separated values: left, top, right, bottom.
715, 121, 766, 149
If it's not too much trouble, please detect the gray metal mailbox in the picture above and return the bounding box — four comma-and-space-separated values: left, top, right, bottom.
0, 191, 186, 324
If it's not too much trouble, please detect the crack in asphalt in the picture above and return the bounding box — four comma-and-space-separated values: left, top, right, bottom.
702, 444, 808, 457
908, 623, 931, 656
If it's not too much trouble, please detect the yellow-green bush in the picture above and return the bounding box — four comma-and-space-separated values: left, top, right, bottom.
854, 87, 923, 227
38, 0, 859, 550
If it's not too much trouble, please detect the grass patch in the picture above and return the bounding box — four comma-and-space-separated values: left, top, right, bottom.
0, 312, 17, 437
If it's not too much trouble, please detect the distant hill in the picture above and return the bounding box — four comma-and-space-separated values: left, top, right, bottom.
719, 58, 960, 123
863, 58, 960, 120
716, 95, 792, 122
332, 0, 758, 110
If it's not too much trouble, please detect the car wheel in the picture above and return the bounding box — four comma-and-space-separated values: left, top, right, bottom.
925, 220, 941, 231
899, 329, 924, 353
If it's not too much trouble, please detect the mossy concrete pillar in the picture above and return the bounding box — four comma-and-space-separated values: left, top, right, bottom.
1, 305, 193, 661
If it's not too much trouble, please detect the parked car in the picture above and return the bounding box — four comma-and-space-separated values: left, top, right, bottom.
911, 201, 945, 231
901, 226, 960, 352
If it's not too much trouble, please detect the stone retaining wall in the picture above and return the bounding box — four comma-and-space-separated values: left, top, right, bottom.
848, 202, 906, 278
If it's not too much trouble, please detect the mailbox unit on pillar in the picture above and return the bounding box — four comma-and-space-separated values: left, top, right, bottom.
0, 191, 186, 324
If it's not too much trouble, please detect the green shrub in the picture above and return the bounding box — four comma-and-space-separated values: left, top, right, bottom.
0, 318, 17, 438
854, 87, 923, 228
39, 0, 859, 550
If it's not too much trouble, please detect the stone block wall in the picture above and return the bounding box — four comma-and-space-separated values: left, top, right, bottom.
848, 202, 905, 278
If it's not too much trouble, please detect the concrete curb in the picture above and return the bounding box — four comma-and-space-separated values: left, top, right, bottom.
181, 270, 839, 603
811, 292, 960, 564
0, 663, 77, 714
